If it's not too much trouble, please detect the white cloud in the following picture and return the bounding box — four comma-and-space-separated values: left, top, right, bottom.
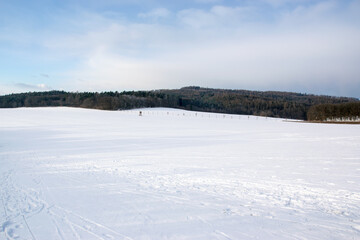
177, 8, 215, 28
261, 0, 313, 7
279, 0, 339, 25
41, 74, 50, 78
65, 51, 169, 91
36, 83, 48, 89
194, 0, 223, 3
61, 22, 360, 96
40, 2, 359, 97
15, 83, 51, 91
138, 8, 171, 19
0, 83, 52, 95
177, 5, 251, 28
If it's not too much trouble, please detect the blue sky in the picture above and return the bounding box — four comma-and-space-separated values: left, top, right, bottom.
0, 0, 360, 98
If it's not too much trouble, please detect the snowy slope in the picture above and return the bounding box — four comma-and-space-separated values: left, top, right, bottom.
0, 107, 359, 240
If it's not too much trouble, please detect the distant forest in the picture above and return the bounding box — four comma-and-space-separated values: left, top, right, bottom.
0, 86, 359, 121
307, 102, 360, 122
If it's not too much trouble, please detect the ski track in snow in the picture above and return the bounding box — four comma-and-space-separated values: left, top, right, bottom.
0, 154, 133, 240
0, 107, 360, 239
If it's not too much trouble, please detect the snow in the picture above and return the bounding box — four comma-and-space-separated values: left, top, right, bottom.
0, 107, 360, 240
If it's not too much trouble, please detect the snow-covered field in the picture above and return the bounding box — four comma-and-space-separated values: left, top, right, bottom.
1, 107, 360, 240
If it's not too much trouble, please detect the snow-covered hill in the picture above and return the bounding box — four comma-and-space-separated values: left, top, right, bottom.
0, 107, 359, 239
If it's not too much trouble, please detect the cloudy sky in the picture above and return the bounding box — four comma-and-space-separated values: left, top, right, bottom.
0, 0, 359, 97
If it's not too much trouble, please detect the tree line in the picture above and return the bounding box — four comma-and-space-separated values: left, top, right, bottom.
307, 102, 360, 122
0, 87, 358, 120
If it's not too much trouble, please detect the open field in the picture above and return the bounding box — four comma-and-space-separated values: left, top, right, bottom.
1, 107, 360, 239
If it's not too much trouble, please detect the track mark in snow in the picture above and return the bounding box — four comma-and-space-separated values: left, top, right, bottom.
0, 169, 47, 240
49, 205, 134, 240
214, 230, 233, 240
48, 206, 82, 240
48, 214, 66, 240
22, 214, 36, 240
353, 225, 360, 232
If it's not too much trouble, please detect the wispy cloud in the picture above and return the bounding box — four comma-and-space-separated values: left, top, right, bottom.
195, 0, 223, 3
15, 83, 51, 90
0, 82, 53, 95
177, 5, 252, 28
41, 74, 50, 78
138, 8, 171, 19
260, 0, 313, 7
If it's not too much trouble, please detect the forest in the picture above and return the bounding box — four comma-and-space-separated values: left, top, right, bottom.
307, 102, 360, 122
0, 86, 358, 120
